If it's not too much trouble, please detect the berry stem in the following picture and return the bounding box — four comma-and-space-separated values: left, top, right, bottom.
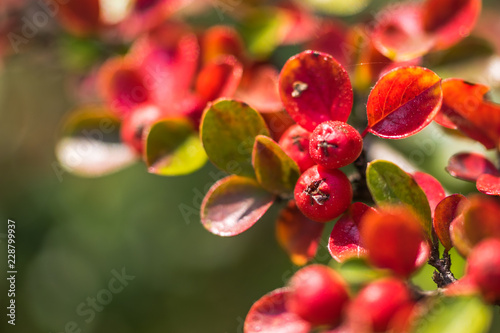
428, 230, 457, 288
350, 149, 374, 203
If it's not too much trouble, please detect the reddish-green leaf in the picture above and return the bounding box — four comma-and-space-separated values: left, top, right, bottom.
476, 174, 500, 196
276, 201, 325, 266
252, 135, 300, 197
446, 152, 499, 182
201, 175, 274, 236
195, 55, 243, 102
365, 66, 442, 139
371, 3, 435, 62
412, 171, 446, 216
145, 118, 207, 176
450, 214, 473, 257
55, 106, 138, 177
433, 194, 468, 250
361, 206, 428, 278
328, 203, 376, 263
244, 288, 311, 333
200, 99, 270, 178
366, 160, 433, 237
422, 0, 482, 50
463, 195, 500, 246
279, 50, 353, 131
436, 79, 500, 150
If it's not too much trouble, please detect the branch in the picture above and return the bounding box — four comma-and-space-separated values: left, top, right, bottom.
427, 230, 457, 288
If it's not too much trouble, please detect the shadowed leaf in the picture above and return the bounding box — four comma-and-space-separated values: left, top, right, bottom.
200, 99, 270, 178
365, 66, 442, 139
446, 152, 499, 182
366, 160, 432, 237
201, 176, 274, 236
433, 194, 468, 250
279, 50, 353, 131
145, 118, 207, 176
276, 201, 325, 266
244, 288, 311, 333
450, 214, 473, 257
55, 106, 138, 177
253, 135, 300, 196
328, 203, 376, 263
464, 195, 500, 246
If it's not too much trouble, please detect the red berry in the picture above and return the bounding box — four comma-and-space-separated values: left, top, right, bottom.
348, 278, 412, 332
279, 124, 315, 173
294, 165, 352, 222
466, 238, 500, 302
286, 264, 350, 326
309, 121, 363, 169
120, 104, 164, 154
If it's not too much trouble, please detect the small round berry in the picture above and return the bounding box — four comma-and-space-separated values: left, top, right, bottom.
466, 238, 500, 302
278, 124, 315, 173
121, 104, 164, 154
309, 121, 363, 169
294, 165, 352, 222
286, 264, 350, 326
348, 278, 412, 332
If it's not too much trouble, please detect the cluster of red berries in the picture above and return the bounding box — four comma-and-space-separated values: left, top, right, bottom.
279, 121, 363, 222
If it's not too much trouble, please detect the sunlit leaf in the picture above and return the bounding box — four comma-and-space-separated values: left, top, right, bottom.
365, 66, 442, 139
252, 135, 300, 196
361, 206, 428, 277
195, 55, 243, 103
200, 99, 270, 178
55, 106, 138, 177
366, 160, 432, 237
412, 171, 446, 216
411, 296, 492, 333
244, 288, 311, 333
436, 79, 500, 150
433, 194, 468, 250
276, 201, 325, 266
201, 175, 274, 236
145, 118, 207, 176
304, 0, 370, 16
328, 202, 375, 263
446, 152, 499, 182
279, 50, 353, 131
476, 174, 500, 196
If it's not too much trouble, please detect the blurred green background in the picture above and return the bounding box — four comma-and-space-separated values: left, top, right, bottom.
2, 1, 500, 332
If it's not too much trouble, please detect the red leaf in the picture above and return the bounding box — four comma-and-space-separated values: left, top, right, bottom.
201, 25, 244, 64
450, 214, 473, 257
412, 171, 446, 216
422, 0, 481, 49
120, 104, 166, 154
361, 206, 427, 277
308, 20, 350, 69
278, 2, 319, 45
446, 152, 499, 182
371, 3, 435, 62
244, 288, 311, 333
365, 66, 442, 138
433, 194, 468, 250
57, 0, 101, 36
279, 50, 353, 131
477, 174, 500, 196
328, 203, 376, 263
464, 195, 500, 246
195, 55, 243, 103
276, 201, 325, 266
201, 176, 274, 236
236, 65, 283, 114
437, 79, 500, 150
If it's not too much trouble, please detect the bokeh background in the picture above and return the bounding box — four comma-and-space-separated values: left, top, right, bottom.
1, 0, 500, 332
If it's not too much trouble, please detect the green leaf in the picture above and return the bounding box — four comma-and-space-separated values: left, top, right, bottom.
200, 99, 269, 178
145, 119, 207, 176
412, 296, 492, 333
366, 160, 432, 237
201, 175, 275, 236
252, 135, 300, 197
330, 258, 387, 291
55, 106, 137, 177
